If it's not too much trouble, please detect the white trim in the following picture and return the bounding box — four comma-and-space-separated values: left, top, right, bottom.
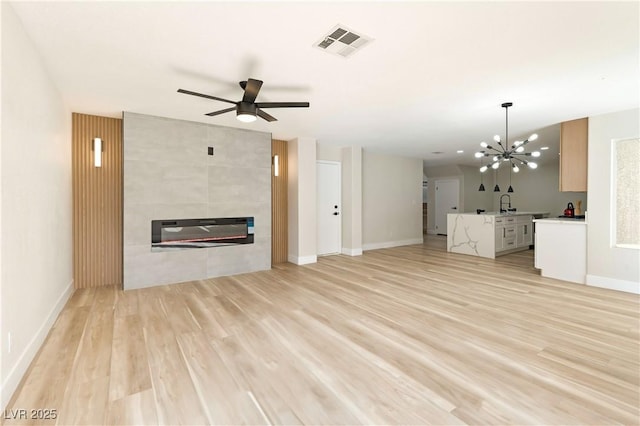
287, 255, 317, 265
1, 280, 74, 409
586, 274, 640, 294
615, 243, 640, 250
363, 237, 424, 251
341, 247, 363, 256
427, 228, 438, 235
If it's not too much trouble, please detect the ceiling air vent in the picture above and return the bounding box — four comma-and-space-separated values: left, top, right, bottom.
314, 24, 373, 58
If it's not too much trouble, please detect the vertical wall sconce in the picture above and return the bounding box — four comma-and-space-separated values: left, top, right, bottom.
478, 157, 485, 191
92, 137, 103, 167
273, 154, 279, 177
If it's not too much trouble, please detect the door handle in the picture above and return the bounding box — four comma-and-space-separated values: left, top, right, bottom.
451, 207, 457, 210
333, 212, 340, 215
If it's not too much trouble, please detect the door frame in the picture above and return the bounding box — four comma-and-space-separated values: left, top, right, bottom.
316, 160, 342, 256
434, 178, 460, 235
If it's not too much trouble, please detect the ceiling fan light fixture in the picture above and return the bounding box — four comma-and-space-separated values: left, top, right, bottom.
236, 102, 257, 123
178, 78, 309, 123
236, 113, 257, 123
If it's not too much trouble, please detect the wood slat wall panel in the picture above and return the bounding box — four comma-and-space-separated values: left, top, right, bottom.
72, 113, 123, 288
271, 139, 288, 264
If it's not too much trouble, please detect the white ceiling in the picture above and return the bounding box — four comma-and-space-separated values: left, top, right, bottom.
9, 1, 639, 167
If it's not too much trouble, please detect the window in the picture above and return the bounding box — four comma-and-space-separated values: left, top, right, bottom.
613, 138, 640, 248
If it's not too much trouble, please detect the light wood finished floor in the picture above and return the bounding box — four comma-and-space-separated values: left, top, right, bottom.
4, 236, 639, 425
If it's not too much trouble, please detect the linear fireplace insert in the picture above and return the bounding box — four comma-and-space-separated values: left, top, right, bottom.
151, 217, 254, 250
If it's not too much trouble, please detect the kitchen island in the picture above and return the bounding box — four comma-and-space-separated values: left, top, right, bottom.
447, 212, 549, 259
534, 217, 587, 284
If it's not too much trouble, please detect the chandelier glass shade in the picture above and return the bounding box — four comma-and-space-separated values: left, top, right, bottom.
475, 102, 541, 174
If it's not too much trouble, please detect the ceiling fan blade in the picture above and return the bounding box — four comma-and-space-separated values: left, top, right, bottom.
177, 89, 236, 105
256, 108, 277, 122
205, 106, 236, 117
242, 78, 263, 103
255, 102, 310, 109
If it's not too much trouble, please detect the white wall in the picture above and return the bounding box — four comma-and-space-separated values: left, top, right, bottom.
423, 164, 463, 233
362, 151, 423, 249
341, 146, 362, 255
459, 165, 493, 213
1, 3, 73, 408
316, 143, 341, 162
587, 109, 640, 293
287, 137, 317, 264
491, 159, 587, 216
0, 3, 3, 409
427, 159, 589, 224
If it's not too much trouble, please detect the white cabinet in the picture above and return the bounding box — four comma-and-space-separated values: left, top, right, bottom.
516, 215, 533, 247
494, 225, 503, 251
495, 215, 526, 253
534, 218, 587, 284
448, 213, 543, 259
503, 226, 517, 251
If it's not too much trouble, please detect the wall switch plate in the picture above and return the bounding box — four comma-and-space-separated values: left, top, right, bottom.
208, 147, 214, 156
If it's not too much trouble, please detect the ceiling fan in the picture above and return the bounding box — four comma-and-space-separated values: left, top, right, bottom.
178, 78, 309, 123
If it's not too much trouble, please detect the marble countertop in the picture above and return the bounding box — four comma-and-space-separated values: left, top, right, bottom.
534, 217, 587, 225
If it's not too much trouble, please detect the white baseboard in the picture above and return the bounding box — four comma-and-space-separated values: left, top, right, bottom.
427, 229, 437, 235
363, 237, 424, 251
586, 274, 640, 294
287, 254, 317, 265
1, 280, 74, 410
341, 248, 363, 256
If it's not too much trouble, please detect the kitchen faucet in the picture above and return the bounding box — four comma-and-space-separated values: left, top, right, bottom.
500, 194, 511, 213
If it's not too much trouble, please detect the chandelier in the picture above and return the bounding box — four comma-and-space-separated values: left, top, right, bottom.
474, 102, 541, 175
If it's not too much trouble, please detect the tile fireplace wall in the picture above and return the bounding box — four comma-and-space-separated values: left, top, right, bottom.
123, 112, 271, 290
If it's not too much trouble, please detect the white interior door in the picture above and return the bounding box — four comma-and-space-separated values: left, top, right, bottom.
317, 161, 341, 255
435, 179, 459, 235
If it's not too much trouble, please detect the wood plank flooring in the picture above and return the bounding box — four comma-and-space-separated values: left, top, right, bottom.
4, 236, 639, 425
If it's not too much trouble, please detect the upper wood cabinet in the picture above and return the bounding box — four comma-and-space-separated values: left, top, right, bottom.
559, 117, 588, 192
